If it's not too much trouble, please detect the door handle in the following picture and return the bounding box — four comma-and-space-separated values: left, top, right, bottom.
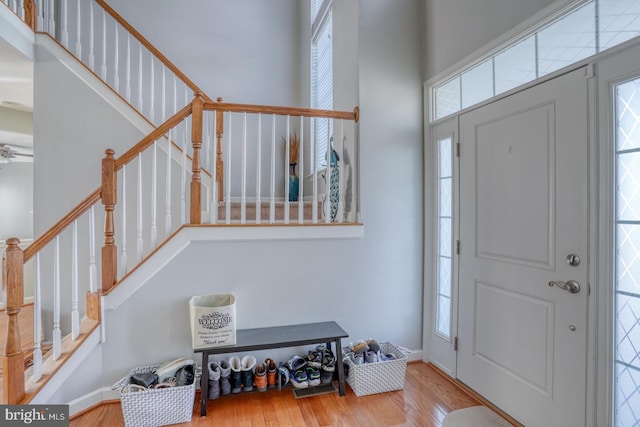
548, 280, 581, 294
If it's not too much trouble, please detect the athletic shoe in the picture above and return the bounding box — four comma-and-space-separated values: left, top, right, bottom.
287, 355, 307, 372
289, 368, 308, 389
306, 349, 322, 368
278, 362, 290, 387
306, 366, 321, 387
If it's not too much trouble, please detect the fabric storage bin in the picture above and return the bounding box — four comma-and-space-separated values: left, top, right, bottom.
343, 341, 408, 397
189, 293, 236, 349
112, 364, 196, 427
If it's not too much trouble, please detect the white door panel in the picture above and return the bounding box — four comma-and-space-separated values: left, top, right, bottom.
458, 67, 589, 427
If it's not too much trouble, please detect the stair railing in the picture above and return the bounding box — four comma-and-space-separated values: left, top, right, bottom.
204, 101, 360, 224
0, 101, 196, 404
30, 0, 222, 185
2, 94, 359, 404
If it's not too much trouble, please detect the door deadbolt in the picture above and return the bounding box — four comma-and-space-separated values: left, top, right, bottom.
566, 254, 581, 267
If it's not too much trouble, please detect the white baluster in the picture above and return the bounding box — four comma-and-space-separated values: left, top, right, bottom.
75, 0, 81, 58
204, 110, 210, 171
88, 1, 94, 70
114, 24, 119, 92
61, 0, 68, 47
165, 129, 173, 235
120, 165, 128, 276
210, 112, 218, 224
173, 75, 177, 116
225, 114, 232, 224
337, 120, 345, 223
53, 236, 61, 360
125, 34, 131, 102
37, 0, 44, 31
298, 117, 304, 223
270, 114, 276, 224
71, 220, 79, 340
241, 112, 247, 224
89, 206, 97, 293
150, 56, 155, 124
284, 115, 290, 224
101, 9, 106, 79
137, 153, 144, 261
256, 113, 262, 224
325, 119, 331, 224
138, 44, 143, 112
151, 141, 158, 248
312, 117, 318, 224
47, 0, 54, 37
181, 124, 187, 225
33, 253, 42, 382
161, 67, 166, 122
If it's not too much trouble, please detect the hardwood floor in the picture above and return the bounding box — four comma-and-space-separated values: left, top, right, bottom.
71, 363, 487, 427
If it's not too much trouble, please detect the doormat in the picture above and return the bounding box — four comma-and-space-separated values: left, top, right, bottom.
442, 406, 512, 427
292, 383, 337, 399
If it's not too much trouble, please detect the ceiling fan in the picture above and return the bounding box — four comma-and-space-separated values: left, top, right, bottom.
0, 143, 33, 162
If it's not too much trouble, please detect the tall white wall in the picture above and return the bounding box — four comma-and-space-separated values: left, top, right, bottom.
423, 0, 563, 79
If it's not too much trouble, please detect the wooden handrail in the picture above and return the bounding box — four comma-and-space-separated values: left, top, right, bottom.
95, 0, 213, 104
204, 102, 360, 122
115, 103, 193, 170
23, 189, 101, 262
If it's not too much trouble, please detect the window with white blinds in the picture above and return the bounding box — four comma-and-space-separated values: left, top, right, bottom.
311, 0, 333, 169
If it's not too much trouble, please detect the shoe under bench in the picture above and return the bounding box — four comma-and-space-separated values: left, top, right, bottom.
195, 320, 349, 417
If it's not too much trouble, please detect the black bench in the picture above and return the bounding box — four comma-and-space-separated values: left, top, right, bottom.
195, 321, 349, 416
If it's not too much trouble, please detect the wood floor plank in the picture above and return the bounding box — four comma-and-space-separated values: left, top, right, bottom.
71, 362, 496, 427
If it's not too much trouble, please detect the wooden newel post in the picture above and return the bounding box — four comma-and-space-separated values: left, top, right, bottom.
3, 238, 25, 404
216, 97, 224, 202
23, 0, 37, 32
190, 93, 204, 224
101, 149, 117, 293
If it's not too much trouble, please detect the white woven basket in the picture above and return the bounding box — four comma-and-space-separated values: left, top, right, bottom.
343, 342, 408, 397
112, 364, 196, 427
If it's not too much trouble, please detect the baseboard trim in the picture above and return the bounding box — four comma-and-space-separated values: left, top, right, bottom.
68, 387, 119, 418
405, 348, 423, 363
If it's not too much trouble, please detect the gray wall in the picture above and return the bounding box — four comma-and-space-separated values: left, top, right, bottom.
83, 0, 424, 392
105, 0, 301, 107
423, 0, 562, 79
33, 44, 146, 234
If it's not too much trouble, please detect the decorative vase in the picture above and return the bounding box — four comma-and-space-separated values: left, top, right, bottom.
289, 163, 299, 202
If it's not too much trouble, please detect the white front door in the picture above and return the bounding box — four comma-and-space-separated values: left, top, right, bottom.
457, 67, 590, 427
